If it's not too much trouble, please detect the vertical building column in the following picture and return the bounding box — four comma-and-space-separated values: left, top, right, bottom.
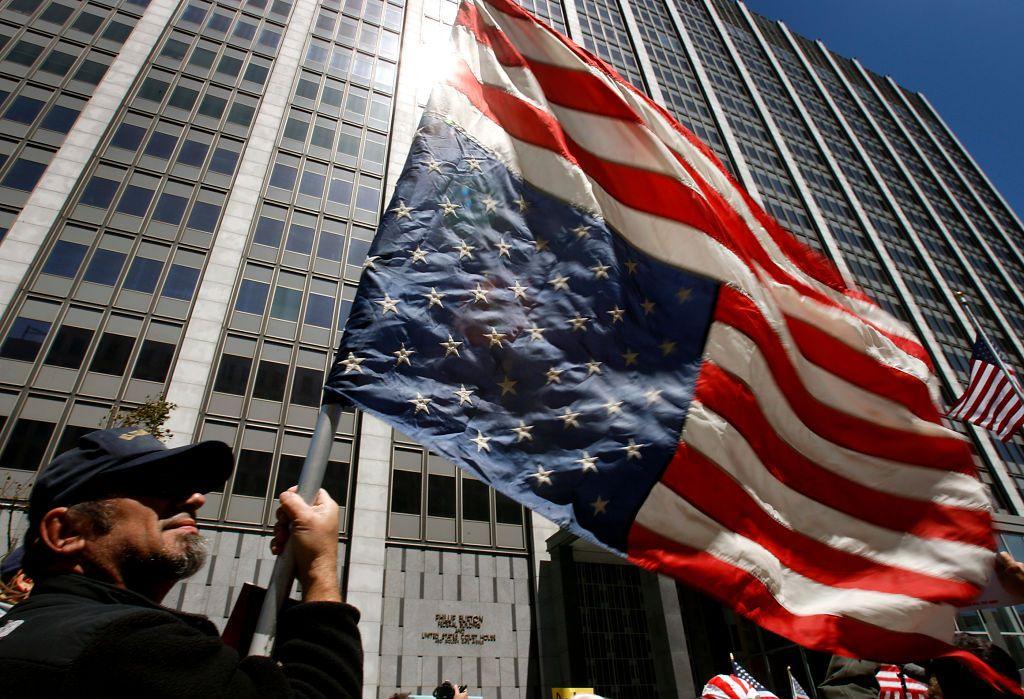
850, 60, 1024, 362
915, 92, 1024, 239
659, 0, 762, 205
798, 37, 1024, 513
163, 0, 320, 446
886, 76, 1024, 306
0, 0, 182, 322
559, 0, 585, 45
700, 0, 851, 282
615, 0, 666, 104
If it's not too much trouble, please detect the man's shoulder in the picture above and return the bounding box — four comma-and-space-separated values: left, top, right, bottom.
0, 585, 206, 668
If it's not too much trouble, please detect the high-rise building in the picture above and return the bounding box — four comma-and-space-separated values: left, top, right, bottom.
0, 0, 1021, 695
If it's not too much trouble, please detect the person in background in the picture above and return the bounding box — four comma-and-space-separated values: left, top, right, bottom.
926, 634, 1019, 698
0, 426, 363, 697
0, 546, 32, 616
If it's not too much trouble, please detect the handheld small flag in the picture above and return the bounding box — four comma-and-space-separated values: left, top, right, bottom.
875, 665, 928, 699
787, 667, 810, 699
701, 673, 753, 699
947, 333, 1024, 441
731, 659, 779, 699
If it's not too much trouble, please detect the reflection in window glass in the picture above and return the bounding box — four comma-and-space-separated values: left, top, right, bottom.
346, 238, 370, 267
253, 360, 287, 401
0, 419, 55, 471
132, 339, 175, 382
89, 332, 134, 375
214, 354, 251, 394
270, 286, 301, 321
81, 176, 120, 208
187, 201, 221, 232
44, 325, 93, 369
269, 162, 297, 191
83, 249, 127, 286
428, 474, 456, 517
236, 279, 269, 314
285, 224, 314, 254
161, 264, 199, 300
291, 366, 324, 406
328, 175, 352, 206
123, 257, 163, 293
198, 94, 226, 119
116, 185, 154, 216
0, 317, 52, 361
227, 102, 254, 127
40, 104, 79, 133
391, 470, 421, 515
299, 170, 325, 198
153, 193, 188, 225
356, 182, 380, 213
41, 240, 88, 278
316, 231, 344, 261
233, 449, 271, 497
254, 216, 284, 247
210, 146, 239, 175
304, 294, 333, 328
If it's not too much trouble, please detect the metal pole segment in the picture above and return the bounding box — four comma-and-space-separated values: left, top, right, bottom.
247, 401, 344, 656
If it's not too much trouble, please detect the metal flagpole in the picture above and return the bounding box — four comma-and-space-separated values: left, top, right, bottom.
247, 402, 344, 656
956, 292, 1024, 407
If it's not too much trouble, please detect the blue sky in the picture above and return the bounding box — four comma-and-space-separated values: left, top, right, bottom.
742, 0, 1024, 222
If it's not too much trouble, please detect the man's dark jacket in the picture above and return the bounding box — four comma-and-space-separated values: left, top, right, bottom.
0, 573, 362, 697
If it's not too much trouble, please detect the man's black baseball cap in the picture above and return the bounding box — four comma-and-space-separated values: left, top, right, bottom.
27, 426, 233, 532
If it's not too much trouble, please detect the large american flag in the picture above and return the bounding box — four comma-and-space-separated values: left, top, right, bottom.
324, 0, 996, 665
947, 334, 1024, 441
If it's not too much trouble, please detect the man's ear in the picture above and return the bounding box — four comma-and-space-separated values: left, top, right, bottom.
38, 507, 88, 558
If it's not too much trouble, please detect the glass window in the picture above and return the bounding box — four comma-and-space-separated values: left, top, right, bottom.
214, 354, 251, 394
6, 40, 44, 67
462, 478, 490, 521
269, 161, 297, 191
1, 159, 47, 192
168, 85, 198, 110
274, 454, 304, 499
145, 132, 177, 159
0, 419, 55, 471
72, 11, 104, 35
253, 360, 287, 401
39, 2, 72, 24
83, 249, 126, 286
244, 61, 269, 86
226, 102, 254, 128
235, 279, 269, 314
285, 223, 314, 254
116, 185, 154, 216
161, 264, 199, 300
161, 38, 189, 62
138, 76, 170, 103
270, 286, 301, 321
189, 46, 215, 70
232, 20, 257, 41
132, 339, 174, 382
495, 491, 523, 524
89, 333, 134, 375
327, 174, 352, 207
55, 424, 93, 457
187, 201, 220, 232
198, 93, 226, 119
44, 325, 93, 369
391, 470, 421, 514
153, 193, 188, 225
295, 75, 318, 101
209, 146, 239, 175
102, 20, 133, 45
258, 27, 281, 50
346, 238, 370, 267
41, 240, 88, 278
254, 215, 284, 247
3, 96, 44, 124
177, 139, 208, 166
73, 59, 108, 85
316, 230, 343, 261
428, 474, 456, 517
291, 366, 323, 406
299, 169, 326, 198
40, 104, 79, 133
283, 114, 309, 142
0, 317, 51, 361
216, 54, 242, 79
181, 3, 207, 24
304, 293, 333, 328
123, 257, 163, 293
233, 449, 271, 497
81, 176, 120, 208
356, 181, 380, 213
207, 11, 231, 33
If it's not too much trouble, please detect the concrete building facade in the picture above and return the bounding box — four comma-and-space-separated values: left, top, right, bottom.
0, 0, 1022, 696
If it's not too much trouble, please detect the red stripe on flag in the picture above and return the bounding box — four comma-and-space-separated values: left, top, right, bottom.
659, 442, 981, 600
695, 362, 993, 548
627, 523, 952, 662
714, 288, 974, 471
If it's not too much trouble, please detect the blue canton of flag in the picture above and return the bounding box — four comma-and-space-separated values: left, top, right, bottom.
788, 669, 810, 699
732, 660, 780, 699
324, 114, 717, 553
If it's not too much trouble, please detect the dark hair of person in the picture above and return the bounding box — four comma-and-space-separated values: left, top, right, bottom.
21, 500, 116, 579
928, 633, 1021, 698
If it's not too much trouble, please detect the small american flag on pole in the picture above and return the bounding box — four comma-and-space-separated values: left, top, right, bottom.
947, 333, 1024, 441
875, 665, 928, 699
325, 0, 998, 669
732, 660, 779, 698
787, 667, 810, 699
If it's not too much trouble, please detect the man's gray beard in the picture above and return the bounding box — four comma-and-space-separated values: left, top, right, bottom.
124, 533, 209, 583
